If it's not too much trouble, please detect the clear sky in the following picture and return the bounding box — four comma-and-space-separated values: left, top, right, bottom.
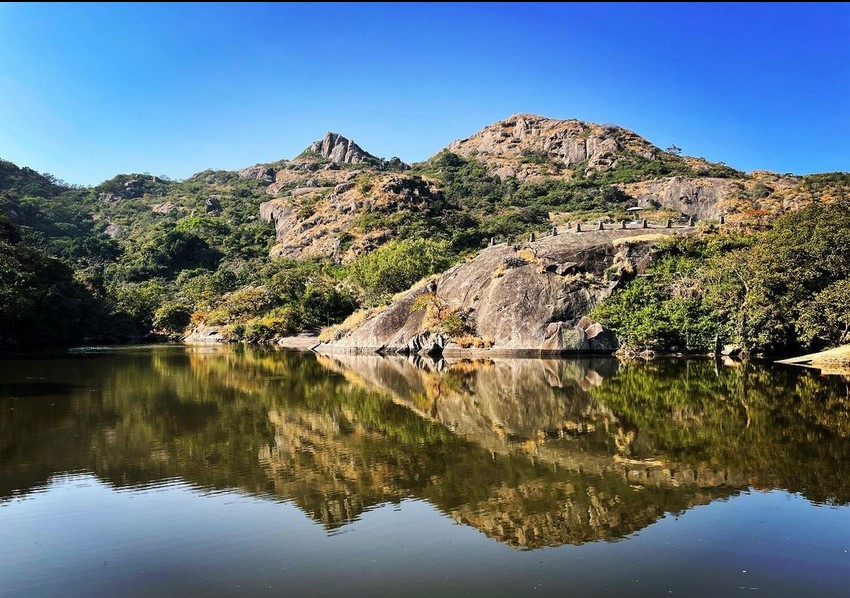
0, 3, 847, 185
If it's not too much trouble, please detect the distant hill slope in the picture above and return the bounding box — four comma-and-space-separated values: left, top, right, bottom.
0, 159, 64, 223
2, 116, 847, 267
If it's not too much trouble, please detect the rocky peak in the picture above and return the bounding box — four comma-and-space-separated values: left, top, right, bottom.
444, 113, 661, 180
307, 132, 381, 165
260, 170, 442, 261
301, 132, 410, 171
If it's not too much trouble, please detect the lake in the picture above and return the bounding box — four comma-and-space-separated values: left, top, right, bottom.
1, 345, 848, 597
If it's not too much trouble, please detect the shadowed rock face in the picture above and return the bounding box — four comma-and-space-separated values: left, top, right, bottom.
322, 229, 679, 355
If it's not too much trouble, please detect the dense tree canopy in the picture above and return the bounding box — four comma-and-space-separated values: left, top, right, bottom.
592, 200, 850, 355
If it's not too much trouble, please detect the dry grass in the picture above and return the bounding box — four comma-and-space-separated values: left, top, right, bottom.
453, 335, 494, 349
410, 292, 471, 337
317, 304, 388, 342
391, 274, 440, 302
516, 248, 537, 263
612, 233, 673, 247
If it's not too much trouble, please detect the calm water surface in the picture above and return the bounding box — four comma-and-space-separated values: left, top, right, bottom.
1, 346, 848, 597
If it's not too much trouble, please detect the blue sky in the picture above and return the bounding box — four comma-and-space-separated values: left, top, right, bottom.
0, 3, 847, 185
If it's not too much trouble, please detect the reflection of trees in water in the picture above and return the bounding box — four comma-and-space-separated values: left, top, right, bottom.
590, 359, 850, 505
0, 347, 847, 549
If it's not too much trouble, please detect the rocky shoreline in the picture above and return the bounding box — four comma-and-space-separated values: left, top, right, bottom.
186, 228, 697, 357
315, 229, 684, 357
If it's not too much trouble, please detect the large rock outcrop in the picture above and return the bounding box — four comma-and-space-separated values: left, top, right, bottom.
321, 228, 681, 355
621, 171, 806, 221
237, 164, 277, 182
622, 176, 740, 219
308, 132, 382, 166
260, 172, 444, 260
445, 113, 662, 181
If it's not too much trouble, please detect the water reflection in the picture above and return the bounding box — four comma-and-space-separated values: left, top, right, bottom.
1, 347, 848, 549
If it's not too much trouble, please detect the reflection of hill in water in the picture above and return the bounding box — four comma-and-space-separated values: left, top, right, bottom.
1, 347, 848, 549
319, 355, 745, 484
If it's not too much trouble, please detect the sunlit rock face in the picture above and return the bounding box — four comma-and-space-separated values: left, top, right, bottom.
446, 114, 662, 181
321, 230, 664, 355
308, 132, 386, 166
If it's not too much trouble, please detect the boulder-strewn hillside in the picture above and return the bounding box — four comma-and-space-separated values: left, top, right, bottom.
253, 118, 849, 262
257, 135, 447, 260
261, 173, 446, 260
438, 114, 846, 227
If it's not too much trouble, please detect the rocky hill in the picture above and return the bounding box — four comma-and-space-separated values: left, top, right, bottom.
1, 114, 847, 348
444, 113, 748, 182
253, 118, 746, 262
256, 134, 446, 260
207, 117, 848, 263
306, 131, 406, 168
447, 114, 664, 180
435, 114, 839, 227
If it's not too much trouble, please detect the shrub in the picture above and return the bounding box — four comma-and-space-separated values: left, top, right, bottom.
152, 302, 192, 333
520, 149, 552, 165
241, 307, 301, 343
410, 292, 474, 338
301, 280, 355, 327
349, 238, 453, 299
207, 286, 273, 323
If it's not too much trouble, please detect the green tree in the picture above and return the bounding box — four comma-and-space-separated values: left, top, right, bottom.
593, 200, 850, 355
110, 279, 168, 331
348, 238, 452, 299
796, 280, 850, 348
0, 241, 110, 344
129, 230, 222, 280
152, 302, 193, 334
738, 201, 850, 353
